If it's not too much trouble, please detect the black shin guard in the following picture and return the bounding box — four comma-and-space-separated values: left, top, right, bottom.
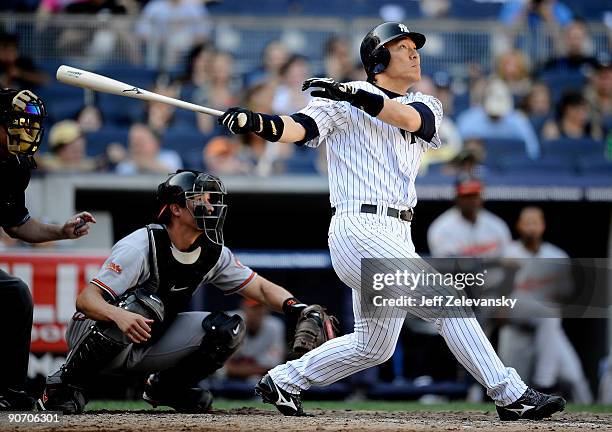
157, 311, 246, 387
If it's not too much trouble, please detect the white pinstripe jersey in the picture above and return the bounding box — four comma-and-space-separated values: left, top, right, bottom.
299, 81, 443, 208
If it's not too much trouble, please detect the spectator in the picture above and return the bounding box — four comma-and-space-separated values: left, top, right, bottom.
136, 0, 211, 70
428, 175, 512, 258
500, 0, 573, 64
203, 135, 254, 175
432, 70, 456, 117
322, 36, 353, 83
541, 90, 602, 141
500, 207, 593, 403
412, 76, 462, 172
540, 20, 599, 74
497, 49, 532, 99
76, 105, 104, 133
457, 78, 541, 159
115, 123, 182, 174
519, 81, 553, 137
244, 40, 288, 88
0, 32, 48, 90
39, 120, 97, 172
145, 83, 179, 134
584, 62, 611, 138
179, 42, 217, 89
225, 298, 285, 381
272, 55, 311, 114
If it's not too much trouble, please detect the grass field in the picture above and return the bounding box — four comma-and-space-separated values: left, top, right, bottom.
86, 399, 612, 413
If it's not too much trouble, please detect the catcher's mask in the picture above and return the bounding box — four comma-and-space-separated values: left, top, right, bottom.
0, 89, 47, 157
157, 170, 228, 245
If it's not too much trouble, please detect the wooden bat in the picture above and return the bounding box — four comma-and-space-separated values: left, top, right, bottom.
56, 65, 224, 117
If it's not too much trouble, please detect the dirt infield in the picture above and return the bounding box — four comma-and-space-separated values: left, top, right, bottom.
2, 408, 611, 432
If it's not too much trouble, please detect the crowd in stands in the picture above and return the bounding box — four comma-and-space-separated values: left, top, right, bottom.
0, 0, 609, 179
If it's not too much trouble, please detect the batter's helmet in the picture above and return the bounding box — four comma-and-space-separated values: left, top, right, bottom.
157, 170, 228, 245
360, 22, 426, 79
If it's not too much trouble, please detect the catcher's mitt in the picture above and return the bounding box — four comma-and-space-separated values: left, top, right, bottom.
288, 305, 339, 360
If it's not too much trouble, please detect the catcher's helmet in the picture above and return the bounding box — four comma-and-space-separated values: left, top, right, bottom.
0, 89, 46, 157
360, 22, 426, 79
156, 170, 228, 245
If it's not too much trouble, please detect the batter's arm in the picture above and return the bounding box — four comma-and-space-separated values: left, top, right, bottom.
278, 115, 307, 143
377, 100, 424, 133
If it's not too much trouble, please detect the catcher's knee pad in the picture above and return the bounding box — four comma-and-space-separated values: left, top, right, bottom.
201, 311, 246, 364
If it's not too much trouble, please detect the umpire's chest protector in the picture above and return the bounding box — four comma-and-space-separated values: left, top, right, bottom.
145, 224, 222, 319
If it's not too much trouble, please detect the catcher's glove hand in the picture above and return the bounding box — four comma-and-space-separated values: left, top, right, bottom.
302, 77, 358, 103
288, 304, 339, 360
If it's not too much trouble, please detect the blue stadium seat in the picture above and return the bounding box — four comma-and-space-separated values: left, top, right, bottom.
161, 130, 212, 164
497, 154, 575, 175
541, 138, 604, 158
97, 93, 144, 126
85, 128, 129, 157
93, 66, 157, 91
576, 154, 612, 177
538, 72, 588, 104
366, 380, 468, 400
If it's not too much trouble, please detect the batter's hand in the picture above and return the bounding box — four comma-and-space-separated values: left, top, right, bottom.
62, 211, 96, 239
219, 107, 257, 134
302, 77, 357, 103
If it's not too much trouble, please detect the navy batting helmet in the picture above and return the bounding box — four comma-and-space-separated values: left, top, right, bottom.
157, 170, 228, 245
360, 22, 426, 79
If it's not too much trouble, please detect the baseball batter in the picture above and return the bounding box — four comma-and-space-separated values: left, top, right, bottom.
219, 22, 565, 421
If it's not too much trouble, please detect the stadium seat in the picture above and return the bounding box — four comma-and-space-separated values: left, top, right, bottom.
366, 380, 469, 401
538, 72, 588, 104
97, 93, 144, 126
161, 129, 211, 154
85, 127, 129, 157
284, 147, 319, 174
497, 154, 575, 175
541, 138, 604, 158
576, 154, 612, 177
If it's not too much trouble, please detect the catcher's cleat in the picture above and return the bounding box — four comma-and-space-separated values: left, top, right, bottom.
0, 389, 35, 411
36, 371, 86, 415
496, 387, 566, 421
255, 374, 309, 416
142, 373, 213, 413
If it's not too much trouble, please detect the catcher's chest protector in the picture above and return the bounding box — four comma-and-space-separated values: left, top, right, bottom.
146, 224, 222, 319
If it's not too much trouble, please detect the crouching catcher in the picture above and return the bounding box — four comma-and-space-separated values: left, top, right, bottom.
38, 170, 337, 414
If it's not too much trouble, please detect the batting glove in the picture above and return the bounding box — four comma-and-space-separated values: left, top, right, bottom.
302, 77, 384, 117
302, 77, 358, 103
218, 107, 256, 134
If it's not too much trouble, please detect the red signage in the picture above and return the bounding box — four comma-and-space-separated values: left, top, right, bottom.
0, 252, 106, 353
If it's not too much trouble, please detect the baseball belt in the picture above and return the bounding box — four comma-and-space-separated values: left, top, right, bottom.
331, 203, 413, 222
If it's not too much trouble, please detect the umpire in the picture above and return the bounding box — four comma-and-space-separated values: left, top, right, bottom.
0, 88, 95, 410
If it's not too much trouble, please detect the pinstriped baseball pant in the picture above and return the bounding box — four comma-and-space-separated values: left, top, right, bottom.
269, 206, 527, 406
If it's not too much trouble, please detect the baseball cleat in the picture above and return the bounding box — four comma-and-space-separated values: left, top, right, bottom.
496, 387, 566, 421
142, 373, 213, 413
36, 371, 87, 414
255, 374, 309, 416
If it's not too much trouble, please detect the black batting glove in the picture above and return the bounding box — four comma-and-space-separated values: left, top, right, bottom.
302, 77, 358, 103
218, 107, 257, 134
302, 77, 385, 117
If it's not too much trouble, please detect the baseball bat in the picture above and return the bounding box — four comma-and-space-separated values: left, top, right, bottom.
56, 65, 224, 117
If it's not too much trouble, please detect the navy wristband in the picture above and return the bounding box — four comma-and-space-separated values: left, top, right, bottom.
351, 89, 385, 117
253, 113, 285, 142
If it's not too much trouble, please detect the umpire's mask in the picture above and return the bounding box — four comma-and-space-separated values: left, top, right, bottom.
0, 89, 46, 157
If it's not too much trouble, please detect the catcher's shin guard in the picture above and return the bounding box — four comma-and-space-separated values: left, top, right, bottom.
38, 325, 128, 414
156, 312, 245, 387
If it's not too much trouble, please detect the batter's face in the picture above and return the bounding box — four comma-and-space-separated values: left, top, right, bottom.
384, 37, 421, 84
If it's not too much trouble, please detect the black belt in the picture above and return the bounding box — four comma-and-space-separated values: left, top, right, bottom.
331, 204, 413, 222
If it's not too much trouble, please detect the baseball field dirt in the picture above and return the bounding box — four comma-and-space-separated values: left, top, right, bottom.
2, 408, 611, 432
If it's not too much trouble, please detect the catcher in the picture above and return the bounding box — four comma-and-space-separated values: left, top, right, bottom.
37, 169, 338, 414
